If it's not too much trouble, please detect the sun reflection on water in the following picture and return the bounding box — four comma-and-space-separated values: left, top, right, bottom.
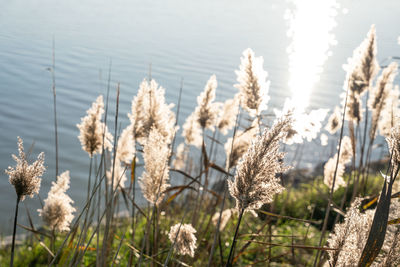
285, 0, 339, 112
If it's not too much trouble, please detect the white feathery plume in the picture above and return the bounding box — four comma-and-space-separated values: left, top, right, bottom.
386, 124, 400, 167
116, 124, 135, 164
5, 137, 45, 201
368, 62, 398, 140
323, 155, 346, 191
228, 115, 291, 212
216, 96, 239, 135
325, 106, 342, 135
168, 223, 197, 257
323, 136, 352, 191
274, 100, 327, 144
326, 198, 375, 266
212, 209, 235, 231
194, 75, 219, 130
128, 79, 177, 145
224, 125, 258, 169
38, 171, 75, 232
77, 95, 113, 157
374, 200, 400, 266
235, 48, 270, 117
379, 86, 400, 137
172, 143, 187, 170
182, 112, 203, 148
342, 25, 379, 124
139, 127, 170, 205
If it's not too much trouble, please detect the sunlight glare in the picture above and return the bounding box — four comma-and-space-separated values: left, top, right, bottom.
285, 0, 339, 112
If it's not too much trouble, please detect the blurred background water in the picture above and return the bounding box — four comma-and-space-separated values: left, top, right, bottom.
0, 0, 399, 235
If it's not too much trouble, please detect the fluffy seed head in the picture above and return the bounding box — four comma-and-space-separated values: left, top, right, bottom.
327, 198, 374, 266
182, 113, 202, 148
212, 209, 234, 231
116, 124, 135, 164
325, 106, 342, 135
5, 137, 45, 201
139, 127, 170, 205
168, 223, 197, 257
77, 95, 113, 157
195, 75, 219, 129
323, 136, 352, 191
217, 96, 239, 135
235, 48, 270, 117
228, 115, 291, 212
128, 79, 176, 145
172, 143, 187, 170
386, 124, 400, 166
342, 25, 379, 124
224, 126, 258, 169
368, 62, 398, 140
38, 171, 75, 232
379, 86, 400, 137
323, 155, 346, 192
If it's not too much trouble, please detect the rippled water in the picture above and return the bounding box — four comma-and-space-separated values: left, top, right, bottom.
0, 0, 399, 234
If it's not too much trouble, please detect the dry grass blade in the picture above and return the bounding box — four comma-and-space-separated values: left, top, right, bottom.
17, 224, 51, 238
362, 196, 379, 210
125, 242, 164, 266
256, 210, 321, 225
388, 218, 400, 225
358, 180, 393, 266
209, 162, 233, 176
164, 185, 198, 193
120, 187, 147, 218
247, 240, 337, 251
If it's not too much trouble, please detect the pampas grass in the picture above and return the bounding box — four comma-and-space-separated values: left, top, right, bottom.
5, 25, 400, 266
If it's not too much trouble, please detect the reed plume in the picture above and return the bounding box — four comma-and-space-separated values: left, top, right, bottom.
212, 209, 234, 231
128, 79, 176, 145
325, 106, 342, 135
323, 136, 352, 191
182, 113, 202, 148
228, 115, 291, 212
38, 170, 75, 232
6, 137, 45, 201
386, 124, 400, 167
235, 48, 270, 117
379, 86, 400, 137
217, 96, 239, 135
168, 223, 197, 257
5, 137, 45, 267
326, 198, 374, 266
342, 25, 379, 124
77, 95, 113, 157
139, 127, 170, 205
274, 101, 327, 144
368, 62, 398, 140
375, 200, 400, 266
224, 126, 258, 169
194, 74, 219, 130
172, 143, 187, 170
115, 124, 135, 164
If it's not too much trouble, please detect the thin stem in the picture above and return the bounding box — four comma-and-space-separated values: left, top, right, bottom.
314, 79, 350, 266
225, 208, 244, 267
10, 197, 20, 267
51, 37, 59, 178
208, 104, 241, 266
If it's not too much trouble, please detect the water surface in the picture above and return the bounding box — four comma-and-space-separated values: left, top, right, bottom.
1, 0, 399, 234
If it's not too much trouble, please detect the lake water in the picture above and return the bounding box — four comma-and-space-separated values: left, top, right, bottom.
1, 0, 399, 235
